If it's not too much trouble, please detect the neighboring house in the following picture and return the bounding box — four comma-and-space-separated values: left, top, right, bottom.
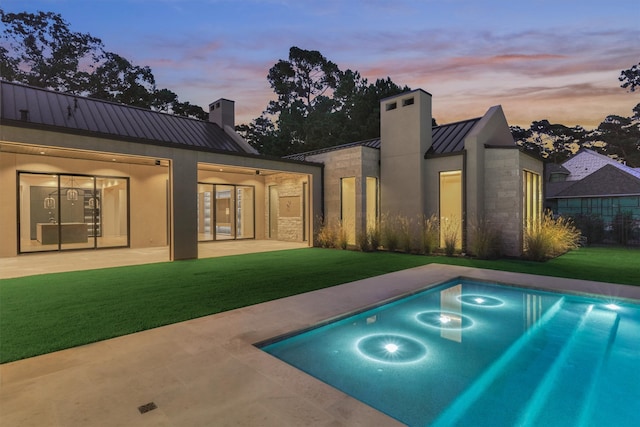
546, 149, 640, 240
288, 89, 543, 256
0, 80, 322, 260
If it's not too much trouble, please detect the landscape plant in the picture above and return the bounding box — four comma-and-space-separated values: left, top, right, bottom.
469, 217, 502, 259
381, 213, 400, 252
421, 214, 439, 255
441, 217, 460, 256
524, 211, 581, 261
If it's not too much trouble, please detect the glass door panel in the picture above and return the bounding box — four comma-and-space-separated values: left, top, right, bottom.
198, 184, 213, 241
215, 185, 234, 240
96, 177, 129, 248
19, 173, 60, 253
236, 186, 255, 239
59, 175, 94, 250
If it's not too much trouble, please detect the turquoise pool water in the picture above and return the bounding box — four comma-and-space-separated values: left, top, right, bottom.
261, 278, 640, 426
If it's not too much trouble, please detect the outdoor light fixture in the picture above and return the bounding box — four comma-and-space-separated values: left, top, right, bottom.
384, 343, 399, 353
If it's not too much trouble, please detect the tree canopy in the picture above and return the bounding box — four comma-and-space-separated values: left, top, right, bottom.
513, 61, 640, 167
0, 9, 206, 119
238, 46, 411, 156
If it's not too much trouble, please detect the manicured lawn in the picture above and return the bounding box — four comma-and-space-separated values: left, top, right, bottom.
1, 246, 638, 363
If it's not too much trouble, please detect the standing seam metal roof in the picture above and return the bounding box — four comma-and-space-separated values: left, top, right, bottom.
428, 118, 481, 155
0, 80, 246, 153
285, 117, 482, 161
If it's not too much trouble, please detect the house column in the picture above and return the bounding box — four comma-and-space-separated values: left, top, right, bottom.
170, 152, 198, 260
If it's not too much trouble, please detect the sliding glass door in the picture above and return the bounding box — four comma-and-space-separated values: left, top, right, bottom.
198, 183, 254, 241
18, 172, 129, 253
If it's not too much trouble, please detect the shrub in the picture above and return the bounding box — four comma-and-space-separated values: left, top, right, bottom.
469, 218, 502, 260
524, 211, 581, 261
381, 214, 400, 252
398, 216, 414, 253
337, 221, 349, 249
357, 229, 370, 251
421, 214, 439, 255
316, 221, 338, 248
441, 218, 459, 257
368, 225, 381, 251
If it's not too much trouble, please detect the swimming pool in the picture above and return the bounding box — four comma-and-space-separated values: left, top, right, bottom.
261, 278, 640, 426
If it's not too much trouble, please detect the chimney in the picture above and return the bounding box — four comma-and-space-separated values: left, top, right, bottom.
209, 98, 235, 129
380, 89, 433, 220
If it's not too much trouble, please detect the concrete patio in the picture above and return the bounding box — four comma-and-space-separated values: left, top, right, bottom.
1, 261, 639, 426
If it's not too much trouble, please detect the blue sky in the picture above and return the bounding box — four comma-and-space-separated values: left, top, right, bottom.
3, 0, 639, 128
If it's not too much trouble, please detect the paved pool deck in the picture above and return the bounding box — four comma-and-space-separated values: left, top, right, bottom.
1, 264, 639, 426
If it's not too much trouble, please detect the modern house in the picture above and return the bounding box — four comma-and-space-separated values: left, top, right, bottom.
546, 149, 640, 241
0, 80, 322, 260
288, 89, 543, 256
1, 82, 542, 261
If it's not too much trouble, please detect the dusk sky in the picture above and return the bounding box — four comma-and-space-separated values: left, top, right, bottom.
3, 0, 639, 129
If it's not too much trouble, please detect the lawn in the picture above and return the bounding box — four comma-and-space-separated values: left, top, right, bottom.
1, 246, 638, 363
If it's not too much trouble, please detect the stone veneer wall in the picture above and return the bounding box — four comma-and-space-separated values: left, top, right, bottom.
307, 146, 380, 244
484, 148, 523, 256
264, 173, 307, 242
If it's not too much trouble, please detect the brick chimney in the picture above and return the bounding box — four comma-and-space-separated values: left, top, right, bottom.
209, 98, 235, 129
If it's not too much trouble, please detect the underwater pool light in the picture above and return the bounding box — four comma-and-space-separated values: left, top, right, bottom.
439, 315, 452, 324
474, 297, 485, 304
605, 303, 621, 310
384, 343, 399, 353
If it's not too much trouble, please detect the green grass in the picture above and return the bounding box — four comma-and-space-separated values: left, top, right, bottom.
1, 246, 638, 363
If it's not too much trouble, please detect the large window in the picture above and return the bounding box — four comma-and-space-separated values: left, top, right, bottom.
18, 172, 129, 253
198, 183, 254, 241
523, 170, 542, 230
439, 170, 462, 249
341, 177, 356, 245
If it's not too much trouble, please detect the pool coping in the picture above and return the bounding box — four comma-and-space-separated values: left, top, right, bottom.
1, 264, 638, 426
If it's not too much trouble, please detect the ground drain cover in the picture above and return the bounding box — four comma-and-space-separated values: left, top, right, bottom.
138, 402, 157, 414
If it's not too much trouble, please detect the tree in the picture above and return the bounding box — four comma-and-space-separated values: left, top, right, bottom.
588, 107, 640, 167
266, 46, 341, 116
0, 10, 101, 93
619, 61, 640, 92
246, 46, 412, 155
0, 9, 206, 119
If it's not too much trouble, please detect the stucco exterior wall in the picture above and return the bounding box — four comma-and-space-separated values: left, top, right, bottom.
381, 90, 432, 220
424, 155, 464, 218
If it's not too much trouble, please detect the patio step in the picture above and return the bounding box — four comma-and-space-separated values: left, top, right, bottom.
431, 299, 619, 427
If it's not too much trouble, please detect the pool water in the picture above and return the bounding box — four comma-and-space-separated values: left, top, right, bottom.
261, 279, 640, 426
